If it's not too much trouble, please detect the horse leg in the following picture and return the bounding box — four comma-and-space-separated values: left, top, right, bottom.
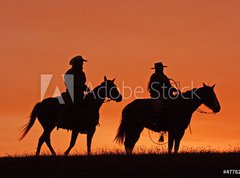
64, 131, 79, 156
174, 130, 185, 153
36, 132, 45, 156
87, 128, 96, 155
168, 131, 174, 154
124, 126, 143, 154
44, 127, 56, 156
36, 125, 55, 156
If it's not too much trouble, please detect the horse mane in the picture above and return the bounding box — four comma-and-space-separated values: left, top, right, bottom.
84, 83, 104, 102
181, 87, 203, 100
182, 88, 197, 98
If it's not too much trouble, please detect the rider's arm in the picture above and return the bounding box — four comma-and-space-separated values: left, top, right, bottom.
164, 75, 178, 92
148, 74, 158, 91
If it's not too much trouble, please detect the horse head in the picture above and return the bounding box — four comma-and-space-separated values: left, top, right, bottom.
100, 76, 122, 102
198, 83, 221, 113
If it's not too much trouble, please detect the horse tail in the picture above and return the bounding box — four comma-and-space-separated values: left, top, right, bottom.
114, 108, 128, 144
19, 102, 41, 141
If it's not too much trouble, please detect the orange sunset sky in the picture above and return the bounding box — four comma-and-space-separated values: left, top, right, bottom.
0, 0, 240, 155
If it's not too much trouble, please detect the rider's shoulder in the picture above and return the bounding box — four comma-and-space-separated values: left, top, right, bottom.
151, 72, 165, 78
65, 68, 74, 74
150, 73, 158, 78
65, 69, 85, 75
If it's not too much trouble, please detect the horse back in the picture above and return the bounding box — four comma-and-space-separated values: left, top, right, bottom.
39, 97, 62, 117
123, 99, 153, 115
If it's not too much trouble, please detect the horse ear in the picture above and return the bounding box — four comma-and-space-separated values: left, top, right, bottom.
211, 84, 215, 89
104, 76, 107, 81
203, 83, 207, 87
112, 78, 116, 82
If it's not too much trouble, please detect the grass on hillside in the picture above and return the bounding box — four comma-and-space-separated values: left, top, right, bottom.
0, 147, 239, 178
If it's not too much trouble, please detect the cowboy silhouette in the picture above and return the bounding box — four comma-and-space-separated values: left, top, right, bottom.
148, 62, 177, 99
63, 55, 89, 105
58, 55, 90, 129
148, 62, 178, 142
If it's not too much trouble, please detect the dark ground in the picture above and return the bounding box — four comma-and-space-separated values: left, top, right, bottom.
0, 152, 239, 178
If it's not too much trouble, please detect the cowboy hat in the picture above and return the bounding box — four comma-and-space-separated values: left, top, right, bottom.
69, 55, 87, 65
151, 62, 167, 69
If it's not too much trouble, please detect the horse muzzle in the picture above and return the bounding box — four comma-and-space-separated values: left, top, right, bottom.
213, 105, 221, 113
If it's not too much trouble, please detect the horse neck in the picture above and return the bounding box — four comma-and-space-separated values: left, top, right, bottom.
176, 89, 203, 128
182, 88, 203, 114
88, 84, 106, 111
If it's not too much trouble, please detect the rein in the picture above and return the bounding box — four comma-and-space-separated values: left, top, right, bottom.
104, 98, 112, 103
169, 78, 180, 91
196, 108, 216, 115
92, 83, 113, 103
170, 79, 215, 115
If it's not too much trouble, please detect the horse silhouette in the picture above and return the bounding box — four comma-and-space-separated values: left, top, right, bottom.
20, 76, 122, 156
115, 83, 221, 154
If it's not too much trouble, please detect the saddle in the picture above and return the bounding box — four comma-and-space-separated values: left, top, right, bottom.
56, 92, 97, 133
151, 98, 175, 114
148, 98, 181, 131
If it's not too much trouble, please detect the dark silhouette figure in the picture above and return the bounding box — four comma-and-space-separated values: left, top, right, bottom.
148, 62, 178, 141
60, 55, 90, 129
115, 83, 221, 154
148, 62, 177, 99
20, 76, 122, 156
63, 55, 89, 105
